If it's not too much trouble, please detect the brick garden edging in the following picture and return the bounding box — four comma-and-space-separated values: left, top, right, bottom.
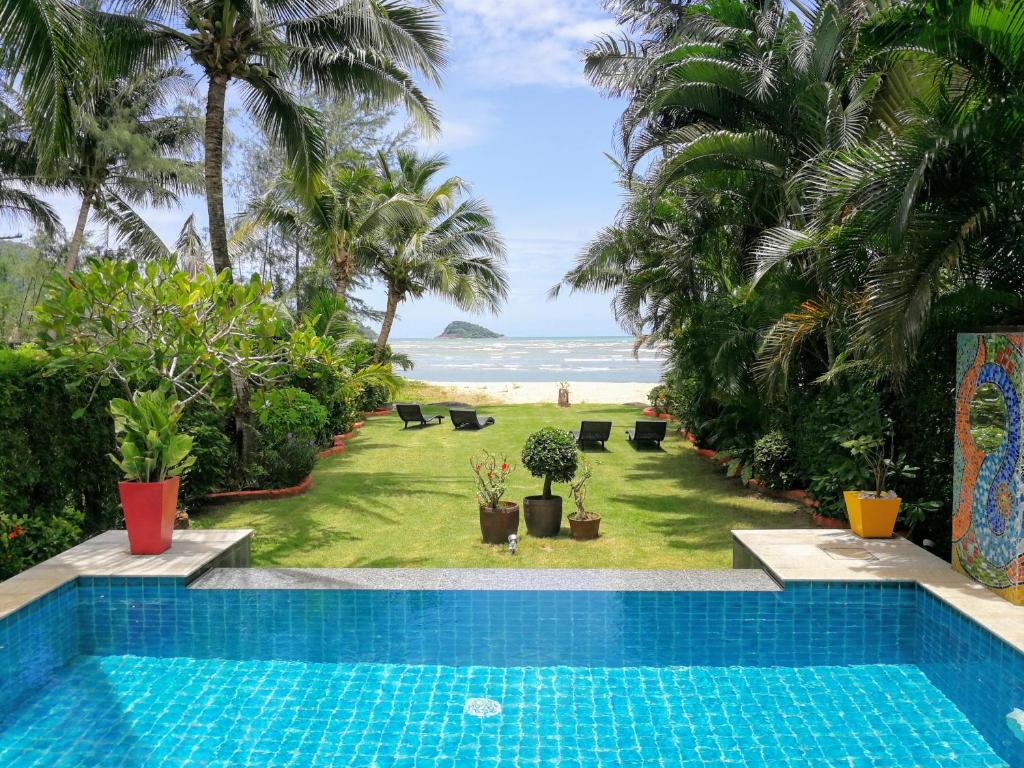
642, 407, 671, 420
202, 419, 368, 504
682, 429, 824, 514
203, 473, 313, 504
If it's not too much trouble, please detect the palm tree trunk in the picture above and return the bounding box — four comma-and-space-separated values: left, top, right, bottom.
63, 188, 94, 276
374, 284, 402, 361
204, 72, 231, 278
332, 247, 353, 295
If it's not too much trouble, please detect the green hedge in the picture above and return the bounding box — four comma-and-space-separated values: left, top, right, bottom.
0, 347, 122, 576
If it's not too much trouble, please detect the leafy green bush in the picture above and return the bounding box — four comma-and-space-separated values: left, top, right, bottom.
254, 387, 328, 446
521, 428, 579, 499
792, 381, 881, 518
180, 422, 233, 508
0, 510, 82, 581
257, 435, 318, 488
357, 381, 391, 413
648, 384, 669, 414
664, 374, 701, 433
752, 430, 799, 490
290, 363, 359, 435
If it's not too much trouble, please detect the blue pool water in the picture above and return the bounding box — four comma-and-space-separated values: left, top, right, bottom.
0, 580, 1022, 767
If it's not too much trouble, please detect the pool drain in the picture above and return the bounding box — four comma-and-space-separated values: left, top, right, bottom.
464, 698, 502, 717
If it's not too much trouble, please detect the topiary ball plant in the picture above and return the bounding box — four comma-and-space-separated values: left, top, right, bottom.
521, 427, 579, 499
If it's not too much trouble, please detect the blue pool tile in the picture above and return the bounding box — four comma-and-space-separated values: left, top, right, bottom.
0, 577, 1022, 765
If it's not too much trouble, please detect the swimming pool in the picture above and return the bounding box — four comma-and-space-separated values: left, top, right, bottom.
0, 579, 1022, 766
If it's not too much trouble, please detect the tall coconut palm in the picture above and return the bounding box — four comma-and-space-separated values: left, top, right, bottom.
121, 0, 447, 276
0, 95, 61, 235
241, 156, 423, 295
366, 150, 507, 359
58, 65, 201, 274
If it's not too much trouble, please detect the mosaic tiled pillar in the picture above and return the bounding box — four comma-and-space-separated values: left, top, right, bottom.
953, 332, 1024, 604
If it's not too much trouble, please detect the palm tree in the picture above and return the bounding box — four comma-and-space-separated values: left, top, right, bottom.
117, 0, 447, 276
783, 0, 1024, 376
241, 156, 423, 296
0, 94, 61, 235
367, 150, 508, 359
59, 66, 201, 275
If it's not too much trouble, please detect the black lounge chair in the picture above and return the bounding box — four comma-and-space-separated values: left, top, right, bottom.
572, 420, 612, 448
395, 403, 444, 429
450, 407, 495, 430
626, 420, 667, 447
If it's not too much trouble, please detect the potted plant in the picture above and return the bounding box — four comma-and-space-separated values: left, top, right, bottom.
568, 458, 600, 540
471, 450, 518, 545
558, 380, 571, 407
110, 389, 195, 555
521, 427, 579, 537
841, 428, 918, 539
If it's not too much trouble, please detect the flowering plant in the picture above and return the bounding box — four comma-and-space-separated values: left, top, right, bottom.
471, 450, 515, 508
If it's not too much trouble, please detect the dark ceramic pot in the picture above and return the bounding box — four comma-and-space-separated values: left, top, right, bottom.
523, 495, 562, 538
479, 501, 520, 544
569, 515, 601, 541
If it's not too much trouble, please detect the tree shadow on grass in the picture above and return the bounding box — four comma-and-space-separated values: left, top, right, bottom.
611, 444, 806, 557
239, 470, 467, 566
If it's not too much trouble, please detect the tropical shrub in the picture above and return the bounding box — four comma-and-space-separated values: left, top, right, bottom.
256, 436, 318, 489
0, 510, 82, 581
109, 390, 195, 482
752, 431, 799, 491
179, 420, 233, 508
254, 387, 329, 447
792, 382, 882, 518
357, 381, 391, 413
521, 428, 579, 499
648, 385, 668, 415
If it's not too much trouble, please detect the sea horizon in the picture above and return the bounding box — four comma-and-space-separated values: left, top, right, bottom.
389, 336, 663, 384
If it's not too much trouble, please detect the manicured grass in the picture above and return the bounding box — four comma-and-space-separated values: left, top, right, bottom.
194, 402, 809, 569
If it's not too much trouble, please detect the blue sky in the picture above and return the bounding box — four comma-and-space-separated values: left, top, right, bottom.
24, 0, 630, 339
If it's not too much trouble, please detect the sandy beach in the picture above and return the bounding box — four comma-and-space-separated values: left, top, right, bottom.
419, 380, 652, 405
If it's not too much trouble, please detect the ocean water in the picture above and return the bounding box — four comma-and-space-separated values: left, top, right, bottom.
388, 337, 662, 383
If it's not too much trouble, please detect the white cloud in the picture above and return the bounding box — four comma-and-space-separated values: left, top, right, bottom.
445, 0, 619, 88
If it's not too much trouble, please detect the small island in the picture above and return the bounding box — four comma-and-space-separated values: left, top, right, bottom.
437, 321, 503, 339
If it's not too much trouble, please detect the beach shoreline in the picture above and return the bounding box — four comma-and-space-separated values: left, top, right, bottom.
409, 380, 653, 405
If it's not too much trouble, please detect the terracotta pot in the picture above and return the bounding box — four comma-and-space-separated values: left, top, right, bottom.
479, 501, 520, 545
844, 490, 901, 538
569, 515, 601, 541
523, 495, 562, 537
119, 476, 179, 555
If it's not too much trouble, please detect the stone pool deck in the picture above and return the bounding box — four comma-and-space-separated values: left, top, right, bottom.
0, 529, 252, 620
734, 528, 1024, 654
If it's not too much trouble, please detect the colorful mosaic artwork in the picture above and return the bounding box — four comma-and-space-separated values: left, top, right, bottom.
953, 332, 1024, 604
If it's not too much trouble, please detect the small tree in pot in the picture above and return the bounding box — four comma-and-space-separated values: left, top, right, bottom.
568, 458, 600, 540
841, 423, 918, 539
521, 427, 578, 537
110, 389, 195, 555
471, 451, 518, 545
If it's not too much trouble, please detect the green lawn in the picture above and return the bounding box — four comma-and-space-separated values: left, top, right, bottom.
194, 402, 809, 569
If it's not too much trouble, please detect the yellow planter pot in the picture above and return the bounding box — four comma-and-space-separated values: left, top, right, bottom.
844, 491, 901, 538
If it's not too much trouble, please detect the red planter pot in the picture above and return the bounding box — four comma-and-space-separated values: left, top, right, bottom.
118, 476, 179, 555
